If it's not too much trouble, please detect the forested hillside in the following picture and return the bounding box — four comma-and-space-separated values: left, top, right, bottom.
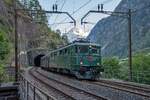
0, 0, 67, 81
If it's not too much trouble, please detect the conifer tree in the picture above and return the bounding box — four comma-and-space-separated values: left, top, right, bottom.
22, 0, 48, 24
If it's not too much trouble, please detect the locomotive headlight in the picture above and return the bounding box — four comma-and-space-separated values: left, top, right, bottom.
80, 61, 83, 65
97, 63, 100, 65
100, 72, 103, 75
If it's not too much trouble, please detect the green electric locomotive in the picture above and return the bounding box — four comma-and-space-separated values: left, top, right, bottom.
41, 40, 104, 79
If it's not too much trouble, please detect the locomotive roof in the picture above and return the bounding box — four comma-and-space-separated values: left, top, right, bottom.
42, 42, 101, 57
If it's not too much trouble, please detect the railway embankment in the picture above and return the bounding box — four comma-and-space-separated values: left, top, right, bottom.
37, 68, 150, 100
20, 67, 149, 100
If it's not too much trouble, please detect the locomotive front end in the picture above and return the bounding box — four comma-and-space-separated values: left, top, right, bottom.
75, 43, 103, 79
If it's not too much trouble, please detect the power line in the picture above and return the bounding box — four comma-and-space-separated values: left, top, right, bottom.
132, 4, 150, 13
71, 0, 92, 16
48, 22, 71, 26
82, 0, 114, 27
48, 0, 59, 21
52, 0, 67, 27
53, 0, 115, 31
55, 0, 59, 4
55, 0, 92, 28
56, 0, 113, 31
101, 0, 114, 4
87, 0, 114, 11
56, 0, 114, 29
59, 0, 66, 13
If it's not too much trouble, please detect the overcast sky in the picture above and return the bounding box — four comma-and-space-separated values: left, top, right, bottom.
38, 0, 122, 35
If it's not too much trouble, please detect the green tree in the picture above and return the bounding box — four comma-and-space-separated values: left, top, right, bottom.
102, 57, 121, 79
28, 0, 48, 24
132, 53, 150, 84
0, 28, 10, 83
0, 64, 4, 83
101, 52, 150, 85
0, 29, 10, 60
62, 34, 69, 44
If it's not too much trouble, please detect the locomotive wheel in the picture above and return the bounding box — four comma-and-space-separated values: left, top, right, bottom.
62, 69, 70, 74
75, 72, 83, 79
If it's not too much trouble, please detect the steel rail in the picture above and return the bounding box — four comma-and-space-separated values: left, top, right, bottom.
33, 68, 108, 100
29, 68, 76, 100
20, 71, 57, 100
89, 80, 150, 98
98, 80, 150, 93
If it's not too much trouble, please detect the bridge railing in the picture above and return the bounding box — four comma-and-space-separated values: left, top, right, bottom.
19, 74, 56, 100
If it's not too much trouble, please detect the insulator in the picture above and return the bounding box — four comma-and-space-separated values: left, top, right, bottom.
52, 5, 55, 11
55, 4, 58, 11
101, 4, 104, 11
98, 4, 100, 11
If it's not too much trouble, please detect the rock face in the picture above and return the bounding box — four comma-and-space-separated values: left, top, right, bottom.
0, 0, 45, 66
87, 0, 150, 58
0, 0, 65, 66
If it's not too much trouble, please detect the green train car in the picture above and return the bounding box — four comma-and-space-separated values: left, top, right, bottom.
41, 40, 104, 79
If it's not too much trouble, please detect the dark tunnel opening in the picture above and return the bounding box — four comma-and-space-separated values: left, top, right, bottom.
34, 54, 45, 67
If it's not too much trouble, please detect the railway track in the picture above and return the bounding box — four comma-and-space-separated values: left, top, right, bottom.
21, 69, 58, 100
29, 68, 108, 100
29, 68, 76, 100
90, 79, 150, 98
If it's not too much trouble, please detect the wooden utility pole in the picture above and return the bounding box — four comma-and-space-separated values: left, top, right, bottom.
14, 0, 18, 82
128, 9, 132, 81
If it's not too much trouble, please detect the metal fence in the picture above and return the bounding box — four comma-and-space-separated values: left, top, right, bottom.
0, 67, 15, 83
102, 67, 150, 84
19, 74, 56, 100
131, 71, 150, 84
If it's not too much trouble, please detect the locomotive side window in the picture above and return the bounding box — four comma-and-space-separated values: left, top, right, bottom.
59, 50, 63, 55
54, 52, 56, 56
68, 48, 70, 54
75, 46, 78, 53
64, 49, 67, 54
51, 53, 54, 59
51, 53, 53, 58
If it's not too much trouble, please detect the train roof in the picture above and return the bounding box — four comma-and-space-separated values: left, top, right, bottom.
42, 42, 101, 58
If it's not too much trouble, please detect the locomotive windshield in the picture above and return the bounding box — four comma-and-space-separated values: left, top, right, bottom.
89, 46, 100, 54
79, 46, 89, 53
76, 45, 100, 54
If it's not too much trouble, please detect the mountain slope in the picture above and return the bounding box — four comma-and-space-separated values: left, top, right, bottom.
87, 0, 150, 58
64, 27, 85, 42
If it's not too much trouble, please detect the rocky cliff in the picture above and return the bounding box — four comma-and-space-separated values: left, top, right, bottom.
87, 0, 150, 58
0, 0, 66, 66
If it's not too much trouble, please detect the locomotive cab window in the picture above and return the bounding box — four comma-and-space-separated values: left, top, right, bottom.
79, 45, 88, 53
89, 46, 99, 54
